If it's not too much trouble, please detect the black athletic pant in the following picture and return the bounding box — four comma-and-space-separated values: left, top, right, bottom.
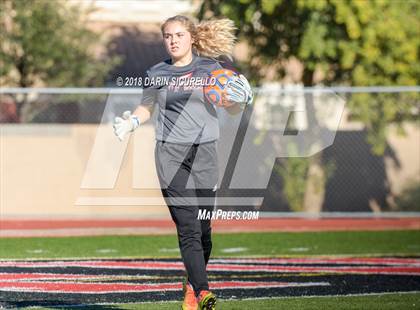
155, 140, 218, 296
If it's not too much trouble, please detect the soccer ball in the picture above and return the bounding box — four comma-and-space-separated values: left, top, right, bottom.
203, 69, 238, 107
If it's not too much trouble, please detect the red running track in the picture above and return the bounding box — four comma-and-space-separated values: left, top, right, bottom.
0, 218, 419, 237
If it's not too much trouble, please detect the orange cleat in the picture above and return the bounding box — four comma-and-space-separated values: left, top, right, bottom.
197, 290, 216, 310
181, 278, 198, 310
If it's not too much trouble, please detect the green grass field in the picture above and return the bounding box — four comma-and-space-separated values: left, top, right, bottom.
1, 230, 420, 259
1, 230, 419, 309
27, 293, 420, 309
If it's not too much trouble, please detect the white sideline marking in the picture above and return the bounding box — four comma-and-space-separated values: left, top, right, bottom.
25, 249, 46, 254
158, 248, 179, 253
289, 247, 310, 252
221, 247, 249, 253
96, 249, 117, 254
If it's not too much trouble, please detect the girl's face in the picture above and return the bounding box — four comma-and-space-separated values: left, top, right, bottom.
162, 22, 193, 61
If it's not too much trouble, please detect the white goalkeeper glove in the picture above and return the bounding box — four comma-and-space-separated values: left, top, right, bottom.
226, 74, 253, 106
113, 110, 140, 141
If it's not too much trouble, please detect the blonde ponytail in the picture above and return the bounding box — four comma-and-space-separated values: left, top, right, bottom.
194, 19, 236, 59
161, 15, 237, 59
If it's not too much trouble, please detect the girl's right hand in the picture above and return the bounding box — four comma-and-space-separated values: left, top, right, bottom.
113, 110, 140, 141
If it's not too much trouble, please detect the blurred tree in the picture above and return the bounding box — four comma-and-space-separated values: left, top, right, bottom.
0, 0, 119, 119
198, 0, 419, 153
199, 0, 419, 86
394, 180, 420, 212
198, 0, 419, 211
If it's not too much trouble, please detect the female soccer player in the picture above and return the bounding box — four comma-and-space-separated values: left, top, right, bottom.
113, 15, 252, 310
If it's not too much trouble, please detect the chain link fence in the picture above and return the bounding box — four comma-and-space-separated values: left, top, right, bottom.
1, 87, 419, 215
